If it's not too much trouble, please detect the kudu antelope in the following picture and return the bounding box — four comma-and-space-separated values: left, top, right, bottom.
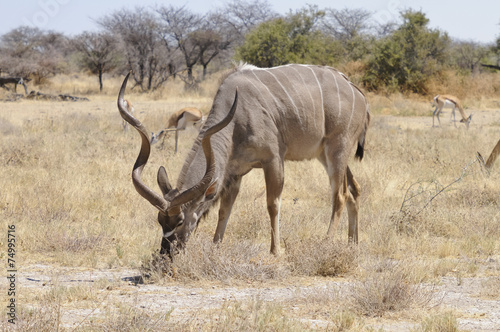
150, 107, 204, 153
432, 94, 472, 128
117, 64, 370, 256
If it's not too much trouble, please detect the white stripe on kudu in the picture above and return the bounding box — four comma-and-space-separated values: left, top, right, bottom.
262, 68, 302, 123
117, 63, 370, 257
290, 65, 317, 128
304, 65, 325, 125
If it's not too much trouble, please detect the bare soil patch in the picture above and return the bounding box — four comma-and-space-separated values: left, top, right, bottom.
4, 260, 499, 331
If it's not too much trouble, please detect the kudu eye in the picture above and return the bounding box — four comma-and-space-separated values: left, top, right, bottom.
176, 212, 185, 226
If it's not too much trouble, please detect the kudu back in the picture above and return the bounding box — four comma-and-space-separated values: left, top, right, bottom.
118, 64, 370, 256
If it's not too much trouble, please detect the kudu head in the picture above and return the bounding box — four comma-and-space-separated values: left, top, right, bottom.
117, 73, 238, 256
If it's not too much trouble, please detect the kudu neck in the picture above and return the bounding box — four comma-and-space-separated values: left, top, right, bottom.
177, 122, 235, 196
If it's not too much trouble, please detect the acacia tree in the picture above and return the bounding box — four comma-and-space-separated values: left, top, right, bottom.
72, 32, 118, 92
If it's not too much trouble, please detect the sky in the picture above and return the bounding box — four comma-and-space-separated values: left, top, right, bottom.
0, 0, 499, 44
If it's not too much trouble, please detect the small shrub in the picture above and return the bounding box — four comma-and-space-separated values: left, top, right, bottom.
286, 237, 358, 277
329, 310, 359, 331
350, 262, 434, 316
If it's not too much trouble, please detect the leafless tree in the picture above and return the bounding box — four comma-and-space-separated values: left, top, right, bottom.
452, 40, 489, 73
156, 5, 203, 84
222, 0, 278, 45
98, 7, 176, 91
0, 26, 67, 84
194, 13, 234, 79
322, 8, 372, 41
72, 32, 118, 92
320, 8, 374, 62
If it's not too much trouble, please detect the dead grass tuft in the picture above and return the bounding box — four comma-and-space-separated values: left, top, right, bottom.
93, 304, 174, 331
350, 261, 435, 317
11, 303, 62, 332
142, 234, 290, 282
286, 237, 359, 277
205, 298, 309, 331
414, 310, 460, 332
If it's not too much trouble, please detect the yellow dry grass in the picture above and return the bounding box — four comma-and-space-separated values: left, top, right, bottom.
0, 72, 499, 330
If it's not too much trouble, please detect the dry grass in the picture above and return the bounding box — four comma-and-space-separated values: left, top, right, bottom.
350, 260, 435, 317
142, 234, 290, 282
1, 71, 499, 330
414, 311, 460, 332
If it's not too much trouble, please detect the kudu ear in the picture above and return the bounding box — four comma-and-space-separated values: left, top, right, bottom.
204, 179, 218, 201
157, 166, 173, 197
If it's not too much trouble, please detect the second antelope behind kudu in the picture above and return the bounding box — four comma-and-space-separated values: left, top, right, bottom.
117, 64, 370, 257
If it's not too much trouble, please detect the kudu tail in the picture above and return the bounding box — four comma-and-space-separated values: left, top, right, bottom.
355, 107, 371, 161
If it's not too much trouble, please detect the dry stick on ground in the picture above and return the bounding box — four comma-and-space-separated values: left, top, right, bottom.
400, 159, 478, 218
71, 289, 112, 331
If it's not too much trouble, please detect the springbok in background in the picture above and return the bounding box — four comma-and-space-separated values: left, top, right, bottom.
432, 94, 472, 128
121, 99, 134, 131
150, 107, 204, 153
117, 64, 370, 257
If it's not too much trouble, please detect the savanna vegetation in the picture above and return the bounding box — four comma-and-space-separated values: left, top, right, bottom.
0, 1, 499, 330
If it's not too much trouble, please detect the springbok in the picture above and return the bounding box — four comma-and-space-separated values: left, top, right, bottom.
432, 94, 472, 128
121, 99, 134, 131
150, 107, 204, 153
117, 64, 370, 256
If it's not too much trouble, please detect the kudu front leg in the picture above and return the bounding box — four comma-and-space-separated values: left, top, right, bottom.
263, 159, 284, 256
213, 176, 242, 243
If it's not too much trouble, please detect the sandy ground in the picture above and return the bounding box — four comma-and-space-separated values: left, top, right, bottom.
3, 260, 498, 331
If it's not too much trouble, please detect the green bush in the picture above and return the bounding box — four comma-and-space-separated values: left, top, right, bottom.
236, 8, 342, 67
363, 10, 449, 94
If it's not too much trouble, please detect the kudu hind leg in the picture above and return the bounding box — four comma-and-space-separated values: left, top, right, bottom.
263, 159, 285, 255
319, 149, 348, 240
327, 173, 347, 237
346, 166, 360, 243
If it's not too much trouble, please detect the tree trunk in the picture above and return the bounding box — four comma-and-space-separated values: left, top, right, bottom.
98, 68, 103, 92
